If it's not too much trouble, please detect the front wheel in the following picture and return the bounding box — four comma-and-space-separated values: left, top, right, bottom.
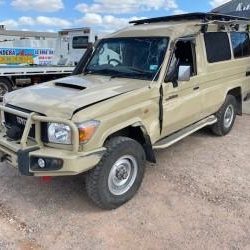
85, 136, 146, 210
211, 95, 237, 136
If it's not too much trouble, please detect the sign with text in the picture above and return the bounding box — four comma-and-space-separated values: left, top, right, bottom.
0, 48, 55, 65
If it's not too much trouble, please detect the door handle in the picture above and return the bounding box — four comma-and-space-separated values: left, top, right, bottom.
193, 86, 200, 91
165, 94, 178, 101
246, 71, 250, 77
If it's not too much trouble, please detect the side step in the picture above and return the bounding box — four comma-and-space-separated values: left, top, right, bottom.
153, 115, 217, 150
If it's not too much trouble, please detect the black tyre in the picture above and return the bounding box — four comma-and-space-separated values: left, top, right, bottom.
0, 78, 12, 101
211, 95, 237, 136
85, 136, 146, 210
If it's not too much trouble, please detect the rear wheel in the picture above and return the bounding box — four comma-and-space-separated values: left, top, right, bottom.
0, 78, 12, 101
211, 95, 237, 136
85, 136, 146, 210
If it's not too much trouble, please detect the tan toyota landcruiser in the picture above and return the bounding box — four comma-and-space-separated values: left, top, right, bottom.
1, 13, 250, 209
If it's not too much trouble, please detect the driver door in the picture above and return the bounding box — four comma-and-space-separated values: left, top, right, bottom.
162, 37, 203, 136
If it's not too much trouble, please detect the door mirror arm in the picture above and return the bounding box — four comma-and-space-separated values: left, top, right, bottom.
172, 79, 178, 88
165, 67, 179, 88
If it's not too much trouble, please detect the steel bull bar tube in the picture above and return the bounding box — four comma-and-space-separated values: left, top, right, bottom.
32, 115, 80, 152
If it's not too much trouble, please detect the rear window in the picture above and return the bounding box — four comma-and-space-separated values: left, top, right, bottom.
72, 36, 89, 49
230, 32, 250, 59
204, 32, 231, 63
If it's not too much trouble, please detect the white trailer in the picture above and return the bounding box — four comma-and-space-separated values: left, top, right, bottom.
0, 26, 96, 98
57, 27, 97, 66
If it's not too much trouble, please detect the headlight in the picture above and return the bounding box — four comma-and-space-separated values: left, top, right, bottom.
78, 120, 100, 144
48, 123, 72, 145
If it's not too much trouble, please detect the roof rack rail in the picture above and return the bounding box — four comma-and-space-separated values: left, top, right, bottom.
129, 12, 250, 25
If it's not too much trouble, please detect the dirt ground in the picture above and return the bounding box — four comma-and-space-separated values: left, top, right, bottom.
243, 101, 250, 114
0, 114, 250, 250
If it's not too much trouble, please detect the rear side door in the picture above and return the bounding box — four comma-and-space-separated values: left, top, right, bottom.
200, 32, 233, 117
161, 37, 203, 136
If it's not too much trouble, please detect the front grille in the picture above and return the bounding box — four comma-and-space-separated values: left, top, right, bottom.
4, 104, 47, 141
4, 112, 35, 138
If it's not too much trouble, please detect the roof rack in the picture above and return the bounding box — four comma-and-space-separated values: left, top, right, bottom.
129, 12, 250, 25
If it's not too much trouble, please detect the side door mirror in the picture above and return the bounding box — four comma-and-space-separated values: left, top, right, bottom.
178, 65, 191, 82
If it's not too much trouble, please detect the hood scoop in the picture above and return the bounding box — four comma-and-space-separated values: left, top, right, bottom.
54, 82, 86, 90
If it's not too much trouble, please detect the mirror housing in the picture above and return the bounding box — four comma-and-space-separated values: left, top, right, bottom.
178, 65, 191, 82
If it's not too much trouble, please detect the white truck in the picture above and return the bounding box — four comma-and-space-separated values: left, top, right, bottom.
0, 26, 96, 99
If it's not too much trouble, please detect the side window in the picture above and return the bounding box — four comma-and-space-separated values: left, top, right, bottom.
72, 36, 89, 49
167, 39, 197, 82
204, 32, 231, 63
230, 32, 250, 58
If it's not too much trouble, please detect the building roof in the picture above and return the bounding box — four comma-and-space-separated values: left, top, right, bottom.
0, 29, 58, 38
212, 0, 250, 17
60, 27, 90, 32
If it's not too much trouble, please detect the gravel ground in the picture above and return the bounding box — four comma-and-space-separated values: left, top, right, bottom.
0, 114, 249, 250
243, 100, 250, 114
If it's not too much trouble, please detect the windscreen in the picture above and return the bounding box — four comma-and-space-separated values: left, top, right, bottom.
85, 37, 169, 81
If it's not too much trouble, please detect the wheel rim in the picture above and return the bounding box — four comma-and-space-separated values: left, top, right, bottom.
224, 104, 234, 129
108, 155, 138, 196
0, 82, 8, 99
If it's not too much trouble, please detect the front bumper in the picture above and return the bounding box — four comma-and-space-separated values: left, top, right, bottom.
0, 132, 105, 177
0, 105, 105, 176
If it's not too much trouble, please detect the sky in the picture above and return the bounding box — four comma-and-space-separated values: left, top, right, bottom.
0, 0, 231, 34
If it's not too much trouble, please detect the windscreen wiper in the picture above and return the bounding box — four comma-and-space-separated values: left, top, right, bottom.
84, 68, 120, 76
110, 71, 151, 79
126, 66, 153, 75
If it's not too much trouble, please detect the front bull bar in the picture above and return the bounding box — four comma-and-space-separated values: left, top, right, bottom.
0, 105, 80, 153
